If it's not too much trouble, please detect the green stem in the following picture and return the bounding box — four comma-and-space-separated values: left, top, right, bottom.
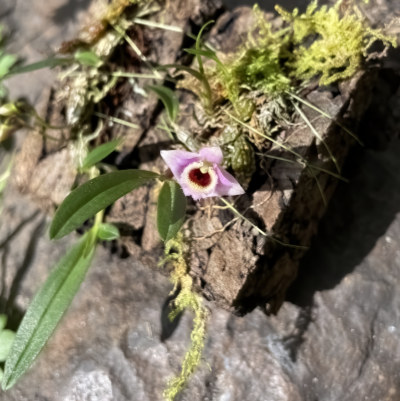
219, 198, 308, 250
94, 112, 140, 129
292, 100, 341, 174
225, 109, 347, 181
113, 24, 162, 79
286, 91, 363, 145
133, 18, 183, 33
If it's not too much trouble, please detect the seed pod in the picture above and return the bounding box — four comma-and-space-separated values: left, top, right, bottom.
220, 126, 255, 185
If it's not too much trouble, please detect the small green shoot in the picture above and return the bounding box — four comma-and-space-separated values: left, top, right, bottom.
81, 138, 123, 170
97, 223, 120, 241
74, 49, 102, 68
194, 20, 215, 77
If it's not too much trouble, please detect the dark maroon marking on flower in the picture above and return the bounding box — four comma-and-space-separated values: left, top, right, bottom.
188, 168, 211, 187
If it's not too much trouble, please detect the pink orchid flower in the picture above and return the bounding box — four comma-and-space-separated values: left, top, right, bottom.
160, 146, 245, 200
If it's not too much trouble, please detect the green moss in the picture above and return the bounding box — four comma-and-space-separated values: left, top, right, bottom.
277, 0, 397, 85
161, 234, 208, 401
210, 0, 397, 109
228, 47, 291, 96
211, 4, 292, 114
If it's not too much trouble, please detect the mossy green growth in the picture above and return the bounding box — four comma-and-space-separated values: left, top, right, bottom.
212, 4, 292, 115
211, 0, 396, 109
225, 46, 291, 98
161, 234, 208, 401
277, 0, 397, 85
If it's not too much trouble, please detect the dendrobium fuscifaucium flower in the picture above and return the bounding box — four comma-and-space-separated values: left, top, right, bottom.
161, 146, 245, 200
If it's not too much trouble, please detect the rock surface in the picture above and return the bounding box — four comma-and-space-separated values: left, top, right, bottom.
8, 1, 383, 315
1, 1, 400, 401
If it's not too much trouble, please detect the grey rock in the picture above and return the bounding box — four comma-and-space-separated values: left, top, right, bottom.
1, 1, 400, 401
1, 0, 90, 104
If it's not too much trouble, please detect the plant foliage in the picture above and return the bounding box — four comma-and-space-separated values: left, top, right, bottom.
2, 233, 96, 390
50, 169, 159, 239
157, 180, 187, 241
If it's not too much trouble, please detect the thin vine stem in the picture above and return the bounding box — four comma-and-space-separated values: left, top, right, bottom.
219, 198, 308, 250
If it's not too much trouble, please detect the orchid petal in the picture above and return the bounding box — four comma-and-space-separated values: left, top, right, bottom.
160, 146, 245, 200
213, 166, 245, 197
198, 147, 223, 164
160, 150, 199, 177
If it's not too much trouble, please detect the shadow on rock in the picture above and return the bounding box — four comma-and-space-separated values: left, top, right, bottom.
287, 68, 400, 309
0, 213, 45, 331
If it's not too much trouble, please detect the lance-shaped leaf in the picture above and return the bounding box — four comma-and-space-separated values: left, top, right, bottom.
157, 180, 187, 241
0, 330, 15, 362
74, 49, 102, 67
1, 234, 96, 390
147, 85, 179, 123
0, 54, 17, 79
97, 223, 120, 241
6, 57, 73, 77
50, 169, 159, 240
81, 138, 123, 170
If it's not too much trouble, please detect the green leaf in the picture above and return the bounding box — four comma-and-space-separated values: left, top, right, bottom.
0, 54, 17, 78
50, 170, 159, 240
0, 330, 15, 362
6, 57, 73, 77
161, 64, 205, 83
195, 20, 214, 74
74, 49, 102, 67
184, 48, 221, 66
1, 234, 96, 390
157, 180, 186, 241
0, 367, 3, 382
0, 314, 7, 331
81, 138, 123, 170
97, 223, 120, 241
147, 85, 179, 123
